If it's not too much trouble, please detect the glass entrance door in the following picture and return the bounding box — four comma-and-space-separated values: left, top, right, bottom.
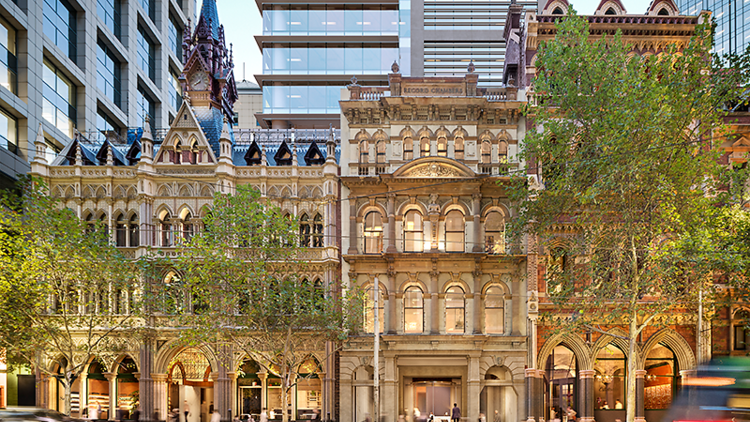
414, 381, 452, 419
240, 387, 262, 419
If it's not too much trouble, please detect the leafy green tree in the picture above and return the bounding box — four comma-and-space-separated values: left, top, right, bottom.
509, 13, 749, 422
159, 187, 363, 422
0, 177, 138, 415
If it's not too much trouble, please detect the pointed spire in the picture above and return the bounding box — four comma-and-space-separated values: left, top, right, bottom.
141, 116, 153, 143
261, 146, 267, 166
292, 144, 298, 166
33, 123, 47, 164
220, 115, 231, 142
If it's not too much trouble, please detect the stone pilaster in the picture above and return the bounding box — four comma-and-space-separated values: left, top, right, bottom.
386, 193, 397, 253
104, 372, 118, 420
151, 373, 167, 422
258, 372, 268, 410
635, 369, 646, 422
473, 267, 482, 334
472, 194, 482, 252
348, 201, 358, 254
430, 261, 439, 334
525, 368, 536, 422
578, 370, 595, 422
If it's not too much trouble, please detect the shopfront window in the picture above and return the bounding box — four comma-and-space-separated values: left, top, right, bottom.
297, 360, 322, 419
645, 343, 679, 410
404, 286, 423, 333
238, 359, 263, 418
445, 286, 464, 333
544, 345, 577, 421
594, 344, 625, 410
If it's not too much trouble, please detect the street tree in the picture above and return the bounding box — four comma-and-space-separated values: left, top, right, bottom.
161, 186, 363, 422
0, 177, 139, 415
508, 13, 749, 422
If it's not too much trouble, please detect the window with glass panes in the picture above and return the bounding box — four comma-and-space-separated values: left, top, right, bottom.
403, 286, 423, 333
594, 344, 626, 410
45, 137, 63, 163
169, 69, 182, 111
364, 285, 385, 334
97, 0, 121, 38
42, 59, 76, 138
484, 287, 504, 334
136, 86, 155, 127
43, 0, 77, 61
97, 40, 121, 107
140, 0, 155, 22
0, 17, 17, 95
445, 286, 464, 333
403, 210, 423, 252
0, 107, 17, 155
97, 108, 121, 137
137, 26, 155, 81
364, 211, 383, 254
168, 15, 181, 60
444, 210, 464, 252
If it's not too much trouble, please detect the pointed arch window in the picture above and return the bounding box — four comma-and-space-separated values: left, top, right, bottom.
404, 286, 423, 333
420, 136, 430, 157
364, 285, 385, 334
300, 214, 311, 246
485, 212, 505, 254
403, 136, 413, 161
594, 344, 626, 410
445, 210, 465, 252
182, 212, 195, 241
552, 6, 564, 14
455, 136, 465, 160
115, 213, 127, 246
129, 214, 139, 247
364, 211, 383, 254
359, 140, 369, 164
437, 136, 447, 157
404, 210, 423, 252
545, 345, 578, 420
604, 7, 616, 14
312, 214, 324, 247
163, 271, 184, 314
159, 211, 174, 247
644, 343, 679, 410
445, 286, 465, 333
485, 286, 504, 334
85, 213, 96, 234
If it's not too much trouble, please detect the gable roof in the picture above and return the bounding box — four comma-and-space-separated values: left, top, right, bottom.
154, 100, 220, 163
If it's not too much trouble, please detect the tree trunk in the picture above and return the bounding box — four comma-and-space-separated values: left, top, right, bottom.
63, 374, 73, 416
626, 313, 637, 422
282, 367, 290, 422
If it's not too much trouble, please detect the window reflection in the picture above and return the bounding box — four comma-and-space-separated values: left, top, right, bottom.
403, 286, 423, 333
263, 7, 399, 35
262, 46, 398, 75
445, 286, 464, 333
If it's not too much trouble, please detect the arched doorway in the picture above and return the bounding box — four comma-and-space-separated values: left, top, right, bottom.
544, 345, 578, 420
644, 343, 680, 421
116, 357, 140, 419
480, 366, 517, 422
593, 344, 626, 411
87, 360, 109, 419
296, 358, 322, 420
167, 348, 214, 422
237, 358, 262, 420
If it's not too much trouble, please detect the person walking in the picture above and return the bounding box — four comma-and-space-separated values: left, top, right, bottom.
451, 404, 461, 422
493, 410, 500, 422
211, 410, 221, 422
260, 408, 268, 422
184, 401, 190, 422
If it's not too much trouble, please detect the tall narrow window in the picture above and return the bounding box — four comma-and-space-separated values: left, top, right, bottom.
485, 211, 505, 254
644, 343, 679, 410
43, 59, 77, 138
115, 213, 127, 246
498, 141, 508, 164
403, 136, 413, 161
182, 212, 195, 242
0, 17, 18, 95
594, 345, 626, 410
300, 214, 311, 246
364, 211, 383, 254
137, 25, 155, 81
445, 210, 464, 252
376, 140, 386, 163
359, 140, 368, 163
445, 286, 464, 333
403, 286, 423, 333
140, 0, 155, 22
0, 107, 17, 155
485, 287, 504, 334
403, 210, 423, 252
97, 0, 121, 38
420, 136, 430, 157
129, 214, 140, 247
168, 15, 182, 60
312, 214, 324, 247
160, 212, 173, 247
136, 86, 155, 128
43, 0, 77, 61
454, 136, 464, 160
97, 40, 121, 107
364, 285, 385, 334
481, 140, 492, 164
169, 69, 182, 111
437, 136, 447, 157
163, 271, 183, 314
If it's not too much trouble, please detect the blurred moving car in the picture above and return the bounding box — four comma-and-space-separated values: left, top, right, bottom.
0, 408, 85, 422
665, 357, 750, 422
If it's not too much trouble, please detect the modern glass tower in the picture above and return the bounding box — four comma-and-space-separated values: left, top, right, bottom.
675, 0, 749, 55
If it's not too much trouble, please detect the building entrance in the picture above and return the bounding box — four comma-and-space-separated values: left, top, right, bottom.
413, 380, 453, 420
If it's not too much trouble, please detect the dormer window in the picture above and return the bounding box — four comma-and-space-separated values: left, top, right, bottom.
657, 7, 669, 15
275, 140, 293, 166
304, 141, 325, 165
245, 140, 262, 165
552, 7, 564, 14
604, 7, 616, 14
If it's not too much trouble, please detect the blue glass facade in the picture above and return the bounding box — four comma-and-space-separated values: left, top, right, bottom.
676, 0, 750, 55
263, 86, 343, 114
263, 46, 398, 75
263, 8, 399, 35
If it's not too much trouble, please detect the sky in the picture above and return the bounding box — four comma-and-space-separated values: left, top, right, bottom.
200, 0, 654, 85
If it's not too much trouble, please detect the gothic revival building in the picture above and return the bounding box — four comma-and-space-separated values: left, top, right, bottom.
338, 68, 531, 422
29, 1, 341, 420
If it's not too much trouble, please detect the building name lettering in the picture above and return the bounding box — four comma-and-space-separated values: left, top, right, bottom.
402, 84, 465, 96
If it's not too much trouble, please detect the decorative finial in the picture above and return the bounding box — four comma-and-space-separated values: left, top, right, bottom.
350, 75, 358, 85
468, 61, 476, 73
229, 43, 234, 67
508, 74, 516, 87
391, 60, 400, 73
183, 91, 191, 105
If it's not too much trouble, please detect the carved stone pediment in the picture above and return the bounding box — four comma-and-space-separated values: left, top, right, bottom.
393, 157, 476, 179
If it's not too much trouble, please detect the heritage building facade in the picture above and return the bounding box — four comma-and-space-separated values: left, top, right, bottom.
29, 1, 341, 421
338, 68, 531, 422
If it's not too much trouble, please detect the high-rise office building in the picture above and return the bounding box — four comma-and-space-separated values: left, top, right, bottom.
675, 0, 748, 54
0, 0, 196, 190
254, 0, 538, 129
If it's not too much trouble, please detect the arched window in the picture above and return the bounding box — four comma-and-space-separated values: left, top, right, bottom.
485, 287, 504, 334
111, 287, 124, 315
159, 211, 173, 247
498, 141, 508, 164
85, 213, 96, 234
455, 136, 465, 160
364, 285, 385, 334
182, 212, 195, 242
594, 344, 626, 410
485, 211, 505, 254
420, 136, 430, 157
445, 286, 464, 334
445, 210, 465, 252
115, 213, 127, 246
376, 140, 386, 164
657, 7, 669, 15
544, 345, 578, 420
437, 136, 447, 157
300, 214, 311, 246
359, 140, 369, 164
404, 136, 413, 161
552, 6, 564, 14
99, 213, 109, 238
129, 214, 140, 247
364, 211, 383, 254
163, 271, 183, 314
734, 310, 750, 350
403, 210, 423, 252
404, 286, 423, 333
481, 140, 492, 164
604, 7, 616, 14
644, 343, 679, 410
548, 247, 570, 293
312, 214, 323, 247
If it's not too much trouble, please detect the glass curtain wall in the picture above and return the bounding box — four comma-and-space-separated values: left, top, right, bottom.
97, 0, 121, 38
97, 40, 121, 108
0, 17, 16, 95
44, 0, 77, 61
263, 6, 398, 35
263, 45, 398, 75
0, 107, 17, 154
43, 59, 77, 138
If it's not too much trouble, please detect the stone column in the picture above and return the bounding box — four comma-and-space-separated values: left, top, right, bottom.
152, 374, 168, 422
212, 368, 233, 422
348, 201, 358, 254
635, 369, 646, 422
386, 193, 397, 253
139, 343, 156, 422
472, 194, 482, 252
258, 372, 268, 410
104, 372, 118, 420
430, 265, 439, 334
473, 269, 482, 334
525, 369, 536, 422
535, 370, 545, 422
578, 370, 595, 422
